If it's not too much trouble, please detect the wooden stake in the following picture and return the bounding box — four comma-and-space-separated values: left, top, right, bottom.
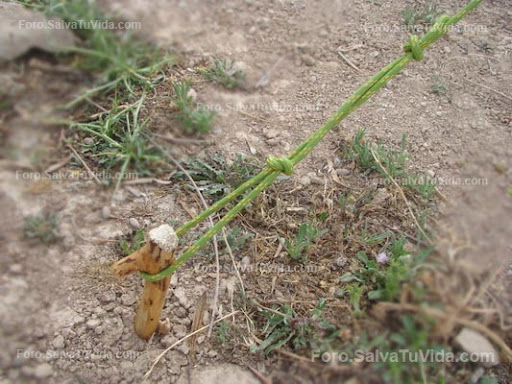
112, 224, 178, 340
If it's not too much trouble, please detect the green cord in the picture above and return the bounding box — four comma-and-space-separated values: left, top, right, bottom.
142, 0, 483, 282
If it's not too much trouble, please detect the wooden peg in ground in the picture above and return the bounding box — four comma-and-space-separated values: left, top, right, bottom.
112, 224, 178, 340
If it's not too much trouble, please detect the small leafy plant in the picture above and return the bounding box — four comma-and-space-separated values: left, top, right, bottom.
174, 153, 260, 199
171, 81, 215, 135
73, 95, 164, 192
26, 0, 173, 107
401, 1, 442, 31
283, 222, 328, 262
344, 129, 437, 203
341, 236, 433, 304
201, 59, 245, 89
23, 212, 59, 243
431, 72, 446, 95
252, 299, 338, 354
119, 228, 146, 256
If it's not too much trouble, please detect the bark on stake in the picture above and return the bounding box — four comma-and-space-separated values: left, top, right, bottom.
112, 224, 178, 340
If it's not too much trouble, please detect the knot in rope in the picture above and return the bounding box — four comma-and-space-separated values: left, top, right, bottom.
432, 15, 451, 34
266, 156, 294, 175
404, 35, 424, 61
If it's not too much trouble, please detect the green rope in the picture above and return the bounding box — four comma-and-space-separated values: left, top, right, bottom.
142, 0, 483, 282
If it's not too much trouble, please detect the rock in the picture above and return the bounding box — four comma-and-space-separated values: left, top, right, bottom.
33, 363, 53, 379
187, 88, 198, 102
83, 137, 94, 145
121, 293, 136, 306
99, 291, 116, 304
129, 218, 141, 229
173, 287, 190, 309
301, 54, 316, 66
176, 364, 260, 384
371, 188, 391, 206
307, 172, 323, 185
454, 328, 500, 367
161, 335, 178, 348
9, 264, 23, 274
177, 343, 189, 355
0, 2, 76, 62
86, 319, 101, 329
263, 129, 279, 139
370, 51, 380, 58
298, 176, 311, 186
443, 46, 451, 54
158, 318, 171, 335
52, 335, 65, 350
173, 324, 188, 339
337, 168, 351, 177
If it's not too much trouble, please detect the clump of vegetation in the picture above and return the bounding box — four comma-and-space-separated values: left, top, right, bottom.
340, 236, 432, 305
401, 1, 442, 31
221, 226, 253, 254
22, 212, 59, 243
282, 222, 328, 262
216, 321, 232, 344
119, 228, 146, 255
201, 59, 245, 89
25, 0, 173, 107
431, 72, 446, 95
251, 299, 338, 354
174, 153, 261, 199
171, 81, 215, 135
73, 95, 164, 192
343, 129, 437, 203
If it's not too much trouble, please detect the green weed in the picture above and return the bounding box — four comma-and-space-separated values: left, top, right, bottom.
401, 1, 442, 30
23, 0, 172, 107
342, 316, 449, 383
174, 153, 260, 199
252, 299, 338, 354
431, 72, 446, 95
216, 321, 232, 344
23, 212, 59, 243
119, 228, 146, 256
72, 95, 164, 192
344, 129, 437, 202
201, 59, 245, 89
171, 81, 215, 135
340, 237, 433, 303
221, 226, 253, 254
282, 222, 328, 262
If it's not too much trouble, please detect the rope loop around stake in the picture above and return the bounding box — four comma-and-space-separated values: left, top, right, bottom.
138, 0, 483, 282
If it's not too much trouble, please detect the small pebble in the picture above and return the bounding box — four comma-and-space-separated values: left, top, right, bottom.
83, 137, 94, 146
101, 206, 112, 219
52, 335, 65, 350
9, 264, 23, 274
301, 54, 316, 66
33, 363, 53, 379
129, 218, 141, 229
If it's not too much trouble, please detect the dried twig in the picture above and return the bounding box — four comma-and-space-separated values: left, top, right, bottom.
370, 148, 432, 244
337, 51, 362, 73
67, 144, 102, 185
